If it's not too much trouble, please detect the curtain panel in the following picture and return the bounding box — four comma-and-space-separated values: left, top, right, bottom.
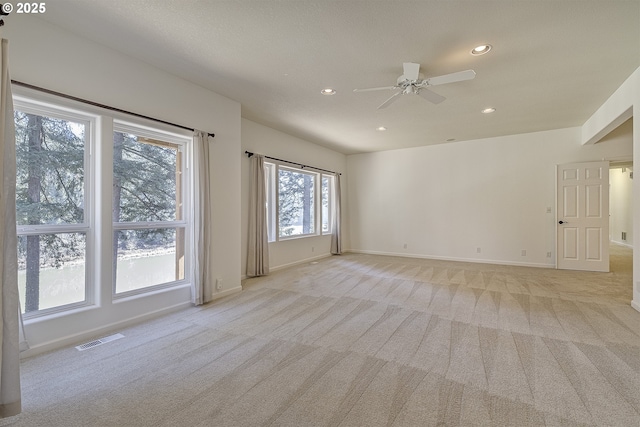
247, 154, 269, 276
192, 131, 213, 305
330, 173, 342, 255
0, 38, 22, 418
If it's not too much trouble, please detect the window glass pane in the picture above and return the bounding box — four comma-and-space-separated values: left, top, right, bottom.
113, 132, 180, 222
278, 168, 315, 237
322, 175, 333, 234
264, 163, 275, 242
14, 110, 85, 225
18, 233, 86, 314
114, 228, 185, 294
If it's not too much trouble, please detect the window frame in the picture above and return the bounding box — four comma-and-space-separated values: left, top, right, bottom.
13, 97, 96, 318
321, 174, 334, 236
265, 161, 334, 242
111, 120, 192, 298
13, 91, 194, 319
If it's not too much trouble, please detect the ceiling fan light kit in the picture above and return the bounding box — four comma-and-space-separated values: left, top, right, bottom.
353, 62, 476, 109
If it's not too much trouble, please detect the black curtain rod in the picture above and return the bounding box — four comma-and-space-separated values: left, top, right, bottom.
11, 80, 215, 139
245, 151, 341, 175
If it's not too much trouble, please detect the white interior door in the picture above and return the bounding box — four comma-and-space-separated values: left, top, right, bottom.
556, 161, 609, 272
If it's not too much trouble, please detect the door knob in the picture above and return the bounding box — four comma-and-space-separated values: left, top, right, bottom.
558, 220, 567, 224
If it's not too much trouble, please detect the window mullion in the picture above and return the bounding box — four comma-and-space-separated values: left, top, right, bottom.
112, 221, 186, 230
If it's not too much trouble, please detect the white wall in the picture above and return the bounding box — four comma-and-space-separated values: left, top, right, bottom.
348, 127, 632, 267
583, 66, 640, 311
4, 16, 242, 354
241, 119, 347, 274
610, 167, 634, 247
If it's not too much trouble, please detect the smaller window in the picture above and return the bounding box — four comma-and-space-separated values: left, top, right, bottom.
264, 162, 334, 242
278, 167, 316, 238
322, 175, 334, 235
264, 162, 276, 242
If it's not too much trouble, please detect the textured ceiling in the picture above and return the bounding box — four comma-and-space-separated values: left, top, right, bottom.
39, 0, 639, 154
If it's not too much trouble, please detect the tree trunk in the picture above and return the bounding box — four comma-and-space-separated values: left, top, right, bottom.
25, 114, 43, 312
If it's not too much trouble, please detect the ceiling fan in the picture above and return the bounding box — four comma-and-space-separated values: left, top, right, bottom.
353, 62, 476, 109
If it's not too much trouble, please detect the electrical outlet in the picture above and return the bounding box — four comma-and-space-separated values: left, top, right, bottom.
476, 247, 481, 253
311, 246, 315, 252
216, 278, 222, 290
546, 252, 552, 258
521, 249, 526, 256
403, 243, 407, 249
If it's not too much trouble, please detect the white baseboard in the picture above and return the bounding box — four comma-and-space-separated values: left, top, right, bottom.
21, 301, 192, 359
270, 253, 334, 273
347, 249, 554, 269
241, 254, 334, 280
210, 285, 243, 301
611, 240, 634, 249
632, 299, 640, 313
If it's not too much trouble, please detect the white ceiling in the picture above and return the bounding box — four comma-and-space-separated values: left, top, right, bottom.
39, 0, 639, 154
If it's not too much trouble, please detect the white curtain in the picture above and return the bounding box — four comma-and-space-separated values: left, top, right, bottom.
0, 38, 22, 418
246, 154, 269, 276
192, 131, 213, 305
330, 173, 342, 255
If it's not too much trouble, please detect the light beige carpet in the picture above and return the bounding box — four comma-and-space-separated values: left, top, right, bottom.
2, 247, 639, 426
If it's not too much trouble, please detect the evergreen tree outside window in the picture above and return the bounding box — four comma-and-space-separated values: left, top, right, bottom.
14, 106, 89, 314
14, 95, 193, 318
112, 125, 187, 294
264, 162, 334, 241
278, 167, 315, 237
322, 175, 334, 235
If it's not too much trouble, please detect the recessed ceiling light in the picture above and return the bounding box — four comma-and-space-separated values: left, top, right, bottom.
376, 126, 387, 131
481, 107, 496, 114
321, 88, 336, 95
471, 44, 492, 55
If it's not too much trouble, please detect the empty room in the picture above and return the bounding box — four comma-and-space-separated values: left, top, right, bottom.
0, 1, 639, 426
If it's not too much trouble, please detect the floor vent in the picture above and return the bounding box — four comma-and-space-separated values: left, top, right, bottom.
75, 333, 125, 351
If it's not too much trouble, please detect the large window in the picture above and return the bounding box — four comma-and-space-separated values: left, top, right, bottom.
15, 105, 90, 315
265, 162, 334, 241
14, 96, 192, 317
112, 124, 187, 294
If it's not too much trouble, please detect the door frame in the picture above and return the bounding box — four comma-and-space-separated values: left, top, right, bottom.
556, 161, 610, 272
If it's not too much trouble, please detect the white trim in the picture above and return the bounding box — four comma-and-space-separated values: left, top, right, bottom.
265, 161, 334, 243
346, 249, 554, 269
209, 285, 243, 301
13, 89, 196, 348
241, 253, 334, 279
611, 240, 634, 249
19, 301, 192, 358
631, 299, 640, 313
270, 253, 333, 272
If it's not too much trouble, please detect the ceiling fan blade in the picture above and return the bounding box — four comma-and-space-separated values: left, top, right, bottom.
403, 62, 421, 81
425, 69, 476, 86
353, 86, 397, 93
377, 91, 403, 109
417, 88, 446, 104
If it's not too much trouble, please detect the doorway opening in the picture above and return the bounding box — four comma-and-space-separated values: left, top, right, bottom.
609, 162, 633, 277
607, 116, 633, 279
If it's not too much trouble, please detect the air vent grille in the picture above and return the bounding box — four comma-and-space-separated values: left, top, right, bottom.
76, 333, 124, 351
